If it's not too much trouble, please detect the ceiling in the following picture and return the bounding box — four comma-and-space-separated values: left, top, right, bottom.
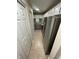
27, 0, 61, 15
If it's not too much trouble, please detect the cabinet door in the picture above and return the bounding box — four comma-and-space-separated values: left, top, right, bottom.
54, 3, 61, 15
17, 2, 33, 59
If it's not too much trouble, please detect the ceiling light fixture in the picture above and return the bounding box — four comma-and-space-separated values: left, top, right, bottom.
35, 8, 40, 11
33, 5, 40, 12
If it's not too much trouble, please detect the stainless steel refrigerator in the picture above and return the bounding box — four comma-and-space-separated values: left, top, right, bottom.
43, 15, 61, 55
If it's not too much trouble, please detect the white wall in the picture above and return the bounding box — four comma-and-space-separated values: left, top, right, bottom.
34, 15, 44, 24
17, 2, 34, 59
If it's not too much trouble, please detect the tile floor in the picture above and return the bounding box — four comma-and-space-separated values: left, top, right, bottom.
28, 30, 48, 59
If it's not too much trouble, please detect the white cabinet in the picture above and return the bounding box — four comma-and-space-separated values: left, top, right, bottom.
44, 3, 61, 17
54, 3, 61, 15
17, 2, 34, 59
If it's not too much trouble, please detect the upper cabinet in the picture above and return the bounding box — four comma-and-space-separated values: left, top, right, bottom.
54, 3, 61, 15
44, 3, 61, 17
18, 0, 29, 7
